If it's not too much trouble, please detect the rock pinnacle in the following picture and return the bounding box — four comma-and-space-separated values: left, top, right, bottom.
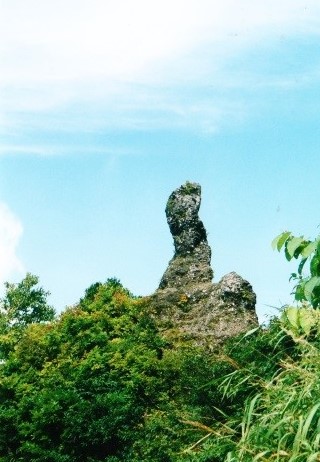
159, 182, 213, 289
151, 181, 258, 348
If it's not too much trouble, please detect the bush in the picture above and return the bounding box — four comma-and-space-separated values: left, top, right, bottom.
0, 279, 217, 461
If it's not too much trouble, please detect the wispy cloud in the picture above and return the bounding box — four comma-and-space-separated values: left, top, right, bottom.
0, 203, 24, 286
0, 143, 140, 157
1, 0, 320, 150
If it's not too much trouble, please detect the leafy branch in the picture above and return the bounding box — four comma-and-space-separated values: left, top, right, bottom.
272, 231, 320, 308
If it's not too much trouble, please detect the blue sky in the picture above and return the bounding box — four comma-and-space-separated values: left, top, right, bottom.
1, 1, 320, 321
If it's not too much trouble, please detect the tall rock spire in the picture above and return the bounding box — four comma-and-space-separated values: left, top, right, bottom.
165, 182, 207, 255
159, 182, 213, 289
151, 181, 258, 348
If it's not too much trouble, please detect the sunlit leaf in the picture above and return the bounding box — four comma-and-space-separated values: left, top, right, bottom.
283, 306, 299, 330
298, 308, 317, 336
304, 277, 320, 302
241, 327, 260, 338
287, 237, 304, 258
271, 231, 291, 251
301, 241, 316, 258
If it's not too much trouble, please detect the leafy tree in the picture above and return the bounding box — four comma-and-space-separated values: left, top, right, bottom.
0, 278, 217, 461
0, 273, 55, 360
0, 272, 55, 328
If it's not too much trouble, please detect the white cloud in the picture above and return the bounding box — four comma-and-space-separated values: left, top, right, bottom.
0, 203, 24, 285
2, 1, 320, 87
0, 1, 232, 83
1, 0, 320, 138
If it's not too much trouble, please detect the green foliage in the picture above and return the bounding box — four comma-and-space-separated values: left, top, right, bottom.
0, 273, 55, 360
0, 272, 55, 327
171, 316, 320, 462
272, 231, 320, 307
225, 321, 320, 461
0, 278, 218, 461
281, 304, 320, 337
1, 235, 320, 461
181, 181, 199, 195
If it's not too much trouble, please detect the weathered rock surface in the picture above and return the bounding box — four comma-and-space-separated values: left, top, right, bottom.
150, 181, 258, 348
159, 182, 213, 290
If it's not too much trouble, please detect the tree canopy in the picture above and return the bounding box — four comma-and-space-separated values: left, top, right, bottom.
0, 245, 319, 461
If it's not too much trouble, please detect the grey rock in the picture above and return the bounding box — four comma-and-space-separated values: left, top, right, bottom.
220, 272, 256, 311
150, 181, 259, 348
165, 182, 207, 255
159, 182, 213, 289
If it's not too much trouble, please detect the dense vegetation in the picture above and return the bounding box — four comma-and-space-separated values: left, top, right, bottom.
0, 232, 319, 461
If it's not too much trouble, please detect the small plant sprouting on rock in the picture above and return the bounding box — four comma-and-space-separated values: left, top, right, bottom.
180, 180, 199, 195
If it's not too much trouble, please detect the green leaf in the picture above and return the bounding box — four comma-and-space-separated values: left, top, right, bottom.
289, 272, 297, 281
298, 258, 307, 276
294, 281, 306, 301
301, 241, 316, 258
304, 277, 320, 302
310, 254, 320, 277
242, 327, 260, 338
285, 245, 293, 261
271, 231, 291, 251
283, 306, 299, 330
298, 308, 317, 336
287, 237, 304, 259
301, 403, 320, 440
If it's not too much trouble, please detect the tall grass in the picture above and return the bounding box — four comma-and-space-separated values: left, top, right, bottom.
180, 315, 320, 462
226, 327, 320, 461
